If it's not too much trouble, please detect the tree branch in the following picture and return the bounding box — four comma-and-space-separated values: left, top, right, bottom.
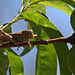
0, 33, 75, 48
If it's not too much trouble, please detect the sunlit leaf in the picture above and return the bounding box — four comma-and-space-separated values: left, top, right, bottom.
39, 1, 72, 16
21, 10, 57, 30
30, 4, 46, 14
28, 0, 72, 16
60, 0, 75, 8
5, 50, 24, 75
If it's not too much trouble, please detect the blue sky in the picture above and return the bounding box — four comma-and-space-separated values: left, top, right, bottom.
0, 0, 74, 75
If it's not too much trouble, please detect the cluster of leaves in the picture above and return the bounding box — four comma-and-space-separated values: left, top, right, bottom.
0, 0, 75, 75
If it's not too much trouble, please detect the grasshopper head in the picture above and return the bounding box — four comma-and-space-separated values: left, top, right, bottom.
21, 30, 37, 41
29, 30, 37, 38
28, 30, 34, 39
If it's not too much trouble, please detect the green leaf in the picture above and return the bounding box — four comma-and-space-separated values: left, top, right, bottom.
0, 48, 9, 75
29, 21, 72, 75
70, 9, 75, 31
21, 10, 56, 30
67, 45, 75, 74
22, 0, 75, 8
60, 0, 75, 8
28, 21, 57, 75
36, 45, 57, 75
27, 0, 72, 16
30, 0, 75, 8
41, 26, 72, 75
30, 4, 46, 14
5, 49, 24, 75
38, 1, 72, 16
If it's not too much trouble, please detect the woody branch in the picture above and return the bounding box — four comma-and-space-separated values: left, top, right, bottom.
0, 33, 75, 48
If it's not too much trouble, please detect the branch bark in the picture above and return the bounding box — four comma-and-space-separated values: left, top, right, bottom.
0, 33, 75, 48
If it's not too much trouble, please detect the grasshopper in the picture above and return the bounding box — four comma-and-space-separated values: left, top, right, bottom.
0, 30, 37, 47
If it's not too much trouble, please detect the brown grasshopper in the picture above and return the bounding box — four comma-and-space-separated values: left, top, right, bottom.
0, 30, 37, 47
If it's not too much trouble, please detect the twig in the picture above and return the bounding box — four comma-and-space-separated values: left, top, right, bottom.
0, 33, 75, 48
